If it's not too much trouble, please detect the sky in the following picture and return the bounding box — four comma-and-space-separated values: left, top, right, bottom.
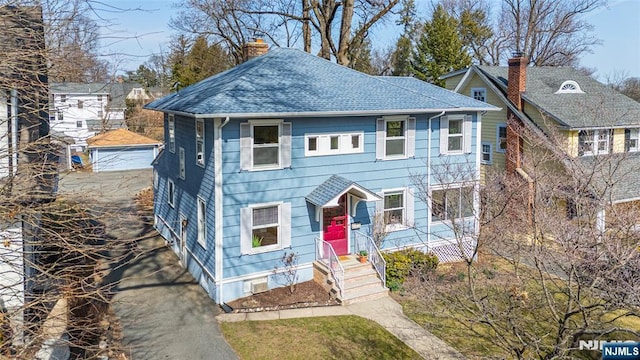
99, 0, 640, 82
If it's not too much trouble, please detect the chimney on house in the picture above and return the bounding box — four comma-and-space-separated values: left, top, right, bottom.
505, 52, 527, 174
242, 38, 269, 62
507, 52, 527, 110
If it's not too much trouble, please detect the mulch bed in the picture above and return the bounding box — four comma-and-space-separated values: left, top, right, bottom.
225, 280, 340, 313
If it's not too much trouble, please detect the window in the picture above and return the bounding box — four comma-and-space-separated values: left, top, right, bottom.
77, 100, 83, 109
76, 120, 82, 128
481, 142, 492, 164
448, 119, 463, 152
431, 187, 474, 222
60, 95, 66, 103
471, 88, 486, 102
133, 88, 142, 95
384, 191, 404, 226
167, 179, 175, 207
385, 120, 405, 157
197, 197, 206, 248
58, 111, 63, 121
496, 124, 507, 153
97, 95, 103, 102
378, 188, 414, 231
578, 129, 611, 156
195, 119, 205, 166
440, 115, 472, 155
168, 114, 175, 153
253, 125, 279, 167
240, 202, 292, 254
304, 132, 364, 156
240, 121, 292, 171
556, 80, 584, 94
625, 129, 639, 152
179, 147, 185, 180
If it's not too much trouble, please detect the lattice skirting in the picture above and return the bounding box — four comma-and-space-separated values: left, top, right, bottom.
429, 239, 476, 263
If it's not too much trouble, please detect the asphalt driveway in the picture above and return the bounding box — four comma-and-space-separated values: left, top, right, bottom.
58, 169, 238, 359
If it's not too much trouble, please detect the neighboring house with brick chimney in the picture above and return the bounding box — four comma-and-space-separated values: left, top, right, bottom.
145, 41, 498, 305
442, 55, 640, 230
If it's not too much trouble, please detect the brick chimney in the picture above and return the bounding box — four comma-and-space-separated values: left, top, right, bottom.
242, 38, 269, 62
505, 52, 527, 174
507, 52, 527, 110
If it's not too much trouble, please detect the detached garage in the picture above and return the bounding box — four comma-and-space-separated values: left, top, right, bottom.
87, 128, 161, 172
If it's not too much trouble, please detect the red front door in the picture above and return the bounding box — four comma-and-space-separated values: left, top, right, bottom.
323, 195, 348, 256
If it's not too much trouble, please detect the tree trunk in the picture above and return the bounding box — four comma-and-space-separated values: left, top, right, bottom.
336, 0, 353, 65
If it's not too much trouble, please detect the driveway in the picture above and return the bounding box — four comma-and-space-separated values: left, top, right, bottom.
58, 170, 238, 360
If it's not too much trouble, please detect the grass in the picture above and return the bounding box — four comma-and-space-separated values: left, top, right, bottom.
220, 315, 422, 360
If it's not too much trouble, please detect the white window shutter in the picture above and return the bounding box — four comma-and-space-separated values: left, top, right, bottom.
240, 207, 252, 255
281, 122, 292, 168
407, 117, 416, 157
280, 203, 292, 249
439, 116, 449, 155
376, 118, 385, 159
405, 187, 415, 227
240, 123, 251, 170
463, 115, 473, 154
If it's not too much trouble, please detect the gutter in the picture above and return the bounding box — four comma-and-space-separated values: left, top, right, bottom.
214, 116, 229, 302
11, 89, 18, 177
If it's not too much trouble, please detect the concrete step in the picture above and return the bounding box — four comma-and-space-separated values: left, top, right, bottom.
341, 286, 389, 305
344, 273, 384, 290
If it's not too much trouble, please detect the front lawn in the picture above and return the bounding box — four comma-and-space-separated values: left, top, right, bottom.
220, 315, 422, 360
392, 255, 640, 359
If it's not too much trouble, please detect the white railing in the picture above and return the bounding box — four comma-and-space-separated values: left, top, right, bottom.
354, 232, 386, 287
315, 238, 345, 298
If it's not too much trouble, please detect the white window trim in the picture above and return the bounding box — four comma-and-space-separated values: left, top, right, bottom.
304, 131, 364, 156
470, 87, 486, 102
195, 118, 205, 167
247, 202, 283, 255
382, 188, 407, 232
167, 179, 175, 208
384, 117, 407, 159
168, 114, 176, 153
481, 142, 492, 165
179, 147, 186, 180
440, 115, 472, 155
197, 196, 207, 249
429, 184, 476, 224
579, 129, 611, 156
627, 128, 639, 153
250, 119, 283, 171
496, 123, 507, 153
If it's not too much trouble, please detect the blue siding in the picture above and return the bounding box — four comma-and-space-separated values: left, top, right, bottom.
154, 114, 216, 281
220, 113, 479, 279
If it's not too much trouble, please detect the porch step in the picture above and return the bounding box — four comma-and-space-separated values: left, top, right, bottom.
314, 258, 388, 305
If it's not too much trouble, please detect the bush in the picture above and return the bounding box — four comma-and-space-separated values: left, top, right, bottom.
382, 249, 439, 290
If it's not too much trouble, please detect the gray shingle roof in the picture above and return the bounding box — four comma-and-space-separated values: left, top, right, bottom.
476, 66, 640, 129
145, 48, 497, 117
306, 175, 380, 207
50, 82, 139, 110
575, 153, 640, 203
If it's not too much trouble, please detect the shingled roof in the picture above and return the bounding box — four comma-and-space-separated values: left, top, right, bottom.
87, 128, 161, 147
474, 66, 640, 129
145, 47, 498, 117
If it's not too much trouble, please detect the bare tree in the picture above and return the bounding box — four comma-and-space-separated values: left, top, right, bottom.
172, 0, 401, 65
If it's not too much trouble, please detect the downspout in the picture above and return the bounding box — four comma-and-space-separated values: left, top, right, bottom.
11, 89, 18, 177
426, 111, 445, 252
215, 117, 230, 303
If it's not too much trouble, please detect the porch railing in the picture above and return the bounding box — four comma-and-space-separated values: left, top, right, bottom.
315, 238, 345, 298
354, 231, 386, 287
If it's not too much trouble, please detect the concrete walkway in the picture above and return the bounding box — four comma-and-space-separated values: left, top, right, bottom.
217, 295, 465, 360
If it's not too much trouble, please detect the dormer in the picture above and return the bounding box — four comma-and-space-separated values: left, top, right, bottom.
555, 80, 584, 94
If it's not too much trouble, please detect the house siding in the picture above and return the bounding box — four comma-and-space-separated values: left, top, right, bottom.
154, 114, 216, 280
155, 111, 480, 303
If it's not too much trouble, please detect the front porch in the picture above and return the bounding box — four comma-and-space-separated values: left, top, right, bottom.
313, 233, 388, 305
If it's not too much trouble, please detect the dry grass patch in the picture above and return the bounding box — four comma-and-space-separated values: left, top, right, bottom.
220, 315, 422, 360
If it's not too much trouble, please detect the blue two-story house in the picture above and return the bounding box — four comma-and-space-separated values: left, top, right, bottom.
145, 43, 498, 305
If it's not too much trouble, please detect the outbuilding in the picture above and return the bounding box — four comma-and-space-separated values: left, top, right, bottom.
87, 128, 161, 172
